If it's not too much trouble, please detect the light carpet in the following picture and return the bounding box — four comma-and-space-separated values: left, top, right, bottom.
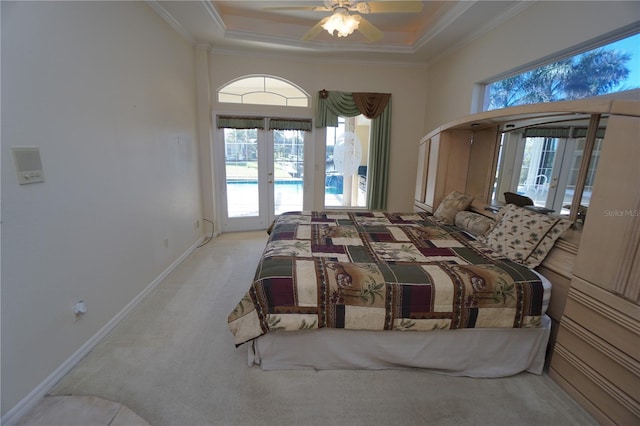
49, 231, 596, 426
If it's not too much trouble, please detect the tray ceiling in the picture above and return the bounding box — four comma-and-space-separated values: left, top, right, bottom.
148, 1, 533, 64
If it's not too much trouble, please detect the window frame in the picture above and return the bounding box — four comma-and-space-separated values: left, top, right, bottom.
217, 75, 310, 107
491, 113, 604, 224
473, 25, 640, 113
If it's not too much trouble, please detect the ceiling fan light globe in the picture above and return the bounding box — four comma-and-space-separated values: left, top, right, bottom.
321, 12, 360, 37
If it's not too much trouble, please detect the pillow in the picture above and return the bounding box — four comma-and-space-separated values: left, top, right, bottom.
433, 191, 473, 224
454, 211, 494, 237
480, 204, 572, 268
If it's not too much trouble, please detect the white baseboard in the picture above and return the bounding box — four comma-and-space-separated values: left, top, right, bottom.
1, 236, 206, 426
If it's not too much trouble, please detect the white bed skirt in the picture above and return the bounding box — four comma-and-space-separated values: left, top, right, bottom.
249, 315, 551, 378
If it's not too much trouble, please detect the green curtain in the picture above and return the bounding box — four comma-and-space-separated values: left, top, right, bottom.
315, 91, 362, 126
366, 98, 391, 210
315, 91, 391, 210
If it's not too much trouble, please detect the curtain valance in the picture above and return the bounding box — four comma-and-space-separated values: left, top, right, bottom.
523, 127, 606, 139
315, 91, 391, 127
217, 116, 313, 132
352, 93, 391, 119
315, 91, 361, 128
570, 127, 606, 139
216, 116, 265, 129
523, 127, 570, 138
269, 118, 313, 132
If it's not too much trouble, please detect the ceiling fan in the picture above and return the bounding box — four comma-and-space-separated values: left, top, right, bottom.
265, 1, 424, 41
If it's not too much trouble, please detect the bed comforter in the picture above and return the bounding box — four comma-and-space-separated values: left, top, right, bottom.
228, 211, 545, 346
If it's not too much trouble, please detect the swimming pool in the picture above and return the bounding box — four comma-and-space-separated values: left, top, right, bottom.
225, 178, 347, 217
226, 179, 304, 217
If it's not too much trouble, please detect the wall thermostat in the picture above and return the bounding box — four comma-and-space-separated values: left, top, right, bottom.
12, 147, 44, 185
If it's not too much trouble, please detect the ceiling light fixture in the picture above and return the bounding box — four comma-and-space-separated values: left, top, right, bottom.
321, 8, 361, 38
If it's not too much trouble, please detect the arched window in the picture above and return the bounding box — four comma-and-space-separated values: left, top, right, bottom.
217, 75, 309, 107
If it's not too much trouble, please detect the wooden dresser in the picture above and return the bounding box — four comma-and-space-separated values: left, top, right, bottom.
414, 97, 640, 424
547, 110, 640, 425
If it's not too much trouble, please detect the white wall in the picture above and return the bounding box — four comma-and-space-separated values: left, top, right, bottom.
424, 1, 640, 133
209, 53, 428, 212
3, 0, 636, 419
1, 1, 201, 417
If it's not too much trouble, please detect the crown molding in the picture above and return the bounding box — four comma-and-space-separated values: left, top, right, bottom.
146, 0, 196, 44
222, 28, 416, 55
200, 0, 226, 32
425, 0, 536, 66
413, 0, 476, 51
208, 45, 428, 69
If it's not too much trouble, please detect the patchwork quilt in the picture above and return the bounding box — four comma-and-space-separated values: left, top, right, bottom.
228, 211, 545, 346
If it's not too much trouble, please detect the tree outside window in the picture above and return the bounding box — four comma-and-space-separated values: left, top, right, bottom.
485, 33, 639, 111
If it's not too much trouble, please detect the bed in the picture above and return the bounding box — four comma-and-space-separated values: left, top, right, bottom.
228, 207, 570, 377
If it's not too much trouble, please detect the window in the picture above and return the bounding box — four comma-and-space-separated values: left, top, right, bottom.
483, 32, 640, 111
217, 75, 309, 107
325, 115, 370, 208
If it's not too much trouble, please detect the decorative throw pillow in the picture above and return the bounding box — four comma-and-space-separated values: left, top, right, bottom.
454, 211, 494, 237
480, 204, 572, 268
433, 191, 473, 225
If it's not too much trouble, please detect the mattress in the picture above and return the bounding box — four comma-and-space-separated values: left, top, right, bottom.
250, 316, 551, 377
247, 272, 553, 377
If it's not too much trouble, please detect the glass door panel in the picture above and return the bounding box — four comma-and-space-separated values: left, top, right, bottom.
224, 128, 259, 218
219, 127, 269, 232
517, 137, 556, 206
272, 129, 304, 215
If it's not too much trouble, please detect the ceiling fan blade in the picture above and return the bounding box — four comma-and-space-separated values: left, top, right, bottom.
302, 17, 330, 41
357, 16, 384, 41
365, 1, 424, 14
264, 6, 331, 12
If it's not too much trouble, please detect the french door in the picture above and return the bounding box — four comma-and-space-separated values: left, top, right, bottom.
498, 131, 603, 215
216, 123, 307, 232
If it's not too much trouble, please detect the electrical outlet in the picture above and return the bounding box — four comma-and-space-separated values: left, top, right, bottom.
73, 301, 87, 319
163, 238, 169, 248
194, 219, 200, 229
